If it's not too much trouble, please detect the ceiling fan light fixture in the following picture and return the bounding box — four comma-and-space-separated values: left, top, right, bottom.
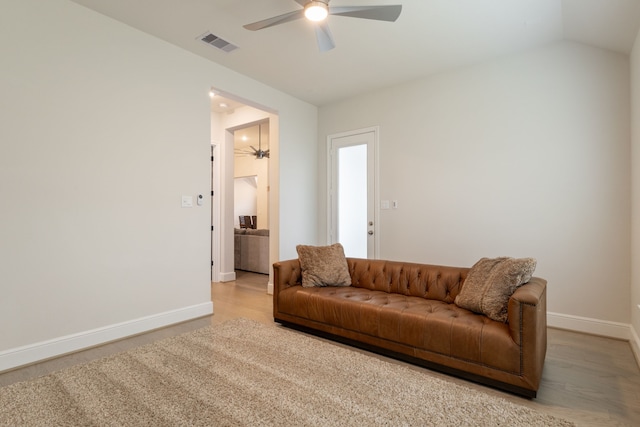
304, 1, 329, 22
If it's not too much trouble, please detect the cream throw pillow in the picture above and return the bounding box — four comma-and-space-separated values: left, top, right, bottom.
296, 243, 352, 288
455, 257, 537, 323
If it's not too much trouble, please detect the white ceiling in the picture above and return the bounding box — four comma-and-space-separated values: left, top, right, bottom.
71, 0, 640, 106
210, 93, 246, 114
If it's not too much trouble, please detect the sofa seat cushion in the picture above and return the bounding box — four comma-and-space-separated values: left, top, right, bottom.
278, 285, 521, 373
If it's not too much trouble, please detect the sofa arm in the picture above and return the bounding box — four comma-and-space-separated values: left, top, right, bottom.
273, 259, 302, 293
508, 277, 546, 341
272, 259, 302, 319
507, 277, 547, 390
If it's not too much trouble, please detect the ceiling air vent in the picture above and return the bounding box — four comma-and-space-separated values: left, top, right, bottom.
198, 32, 239, 53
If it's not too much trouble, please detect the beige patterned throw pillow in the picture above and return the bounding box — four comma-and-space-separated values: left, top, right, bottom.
296, 243, 352, 288
455, 257, 537, 323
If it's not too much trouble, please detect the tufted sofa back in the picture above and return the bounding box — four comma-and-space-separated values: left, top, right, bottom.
347, 258, 469, 304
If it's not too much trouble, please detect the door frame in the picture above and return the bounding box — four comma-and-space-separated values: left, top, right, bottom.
211, 143, 220, 282
326, 126, 380, 259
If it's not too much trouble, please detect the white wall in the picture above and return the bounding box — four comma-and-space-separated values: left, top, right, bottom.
318, 41, 631, 332
0, 0, 317, 370
234, 177, 258, 227
234, 161, 268, 229
631, 28, 640, 360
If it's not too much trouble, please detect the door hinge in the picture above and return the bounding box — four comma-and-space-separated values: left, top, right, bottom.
211, 190, 214, 196
211, 156, 214, 162
211, 260, 214, 266
211, 225, 214, 231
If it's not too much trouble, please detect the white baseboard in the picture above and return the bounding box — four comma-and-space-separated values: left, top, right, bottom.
0, 302, 213, 373
219, 271, 236, 282
547, 311, 630, 340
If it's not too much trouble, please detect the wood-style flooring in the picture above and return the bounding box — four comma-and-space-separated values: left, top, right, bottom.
1, 270, 639, 426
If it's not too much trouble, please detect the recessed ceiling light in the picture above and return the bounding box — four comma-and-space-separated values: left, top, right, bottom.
219, 103, 228, 108
209, 90, 215, 98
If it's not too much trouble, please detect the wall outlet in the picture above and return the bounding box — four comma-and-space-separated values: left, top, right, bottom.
181, 195, 193, 208
392, 200, 398, 209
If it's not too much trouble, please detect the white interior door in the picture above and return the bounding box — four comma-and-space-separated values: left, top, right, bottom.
328, 128, 378, 258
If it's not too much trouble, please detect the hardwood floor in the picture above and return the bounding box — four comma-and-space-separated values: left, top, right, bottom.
1, 271, 639, 426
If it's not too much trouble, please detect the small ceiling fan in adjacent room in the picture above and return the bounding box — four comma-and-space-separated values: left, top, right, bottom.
243, 0, 402, 52
234, 123, 270, 159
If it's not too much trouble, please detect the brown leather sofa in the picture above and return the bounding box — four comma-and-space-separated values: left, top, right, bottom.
273, 257, 547, 397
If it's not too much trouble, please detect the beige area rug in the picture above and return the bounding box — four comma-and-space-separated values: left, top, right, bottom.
0, 318, 573, 427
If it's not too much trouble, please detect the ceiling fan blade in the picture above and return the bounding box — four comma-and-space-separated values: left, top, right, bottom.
244, 10, 305, 31
329, 5, 402, 22
234, 150, 254, 156
315, 21, 335, 52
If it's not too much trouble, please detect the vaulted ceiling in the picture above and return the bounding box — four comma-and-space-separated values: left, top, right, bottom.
72, 0, 640, 106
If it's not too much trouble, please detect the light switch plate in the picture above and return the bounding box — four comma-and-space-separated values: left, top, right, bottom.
381, 200, 390, 210
182, 195, 193, 208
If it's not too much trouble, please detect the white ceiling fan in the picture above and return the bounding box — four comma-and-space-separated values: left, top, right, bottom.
243, 0, 402, 52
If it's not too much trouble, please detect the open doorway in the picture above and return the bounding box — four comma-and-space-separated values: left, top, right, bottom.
232, 121, 270, 278
210, 90, 277, 291
233, 121, 269, 231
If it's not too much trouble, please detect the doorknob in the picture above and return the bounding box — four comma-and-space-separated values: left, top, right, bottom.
368, 230, 374, 235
